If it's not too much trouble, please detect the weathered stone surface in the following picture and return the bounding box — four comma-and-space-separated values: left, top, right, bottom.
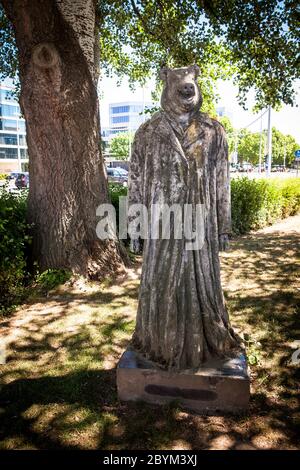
117, 349, 250, 414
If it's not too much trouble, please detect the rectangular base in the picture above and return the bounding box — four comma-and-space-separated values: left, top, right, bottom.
117, 349, 250, 414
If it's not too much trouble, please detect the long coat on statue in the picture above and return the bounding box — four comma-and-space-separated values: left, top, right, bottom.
128, 65, 240, 370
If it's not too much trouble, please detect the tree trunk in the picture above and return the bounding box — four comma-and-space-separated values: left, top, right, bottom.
1, 0, 124, 277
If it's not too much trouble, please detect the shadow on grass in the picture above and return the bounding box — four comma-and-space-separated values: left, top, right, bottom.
0, 367, 299, 450
0, 229, 299, 449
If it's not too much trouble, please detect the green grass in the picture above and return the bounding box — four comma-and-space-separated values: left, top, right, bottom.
0, 217, 299, 450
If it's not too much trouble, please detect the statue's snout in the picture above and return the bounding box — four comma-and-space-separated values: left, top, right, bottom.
178, 82, 195, 97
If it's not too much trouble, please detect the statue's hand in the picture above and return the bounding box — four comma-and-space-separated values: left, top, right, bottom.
130, 238, 142, 254
219, 234, 230, 251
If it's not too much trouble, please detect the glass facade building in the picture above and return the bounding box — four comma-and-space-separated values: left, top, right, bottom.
0, 81, 28, 172
107, 101, 152, 137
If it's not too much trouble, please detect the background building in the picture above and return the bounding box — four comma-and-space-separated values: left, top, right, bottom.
0, 79, 28, 173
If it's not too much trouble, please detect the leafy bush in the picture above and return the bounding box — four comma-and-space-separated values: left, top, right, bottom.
279, 178, 300, 218
231, 177, 300, 234
1, 178, 299, 314
108, 178, 300, 236
0, 173, 7, 180
0, 188, 31, 313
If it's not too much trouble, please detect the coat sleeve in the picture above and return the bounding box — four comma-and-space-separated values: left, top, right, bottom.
215, 123, 231, 235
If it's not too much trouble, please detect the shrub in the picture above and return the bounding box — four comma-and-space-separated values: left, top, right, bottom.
35, 269, 71, 292
0, 173, 8, 180
0, 188, 31, 313
279, 178, 300, 218
109, 182, 128, 216
1, 178, 299, 313
107, 178, 300, 236
109, 183, 128, 241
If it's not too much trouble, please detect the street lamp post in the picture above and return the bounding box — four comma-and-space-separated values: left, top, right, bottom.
258, 112, 263, 174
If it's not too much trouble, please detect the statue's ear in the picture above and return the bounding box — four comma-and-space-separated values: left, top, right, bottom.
159, 67, 169, 81
188, 64, 200, 78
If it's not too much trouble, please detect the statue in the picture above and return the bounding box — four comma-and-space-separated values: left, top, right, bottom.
117, 65, 249, 413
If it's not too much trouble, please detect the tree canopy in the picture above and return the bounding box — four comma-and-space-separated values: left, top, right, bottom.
98, 0, 299, 109
237, 127, 299, 166
1, 1, 299, 110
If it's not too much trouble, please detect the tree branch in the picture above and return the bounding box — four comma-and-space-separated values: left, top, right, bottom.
130, 0, 156, 37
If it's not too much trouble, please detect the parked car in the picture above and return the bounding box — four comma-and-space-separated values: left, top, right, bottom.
272, 165, 285, 172
106, 167, 128, 185
240, 163, 253, 172
15, 172, 29, 189
230, 163, 238, 173
254, 165, 265, 172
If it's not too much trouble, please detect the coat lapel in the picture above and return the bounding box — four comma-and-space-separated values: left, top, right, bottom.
152, 112, 188, 166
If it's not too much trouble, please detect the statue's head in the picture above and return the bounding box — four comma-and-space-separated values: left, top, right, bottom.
160, 65, 202, 116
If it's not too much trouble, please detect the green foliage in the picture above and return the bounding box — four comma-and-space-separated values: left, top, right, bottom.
272, 129, 299, 167
246, 345, 262, 366
0, 188, 31, 314
219, 116, 235, 154
109, 182, 128, 221
0, 5, 18, 83
109, 132, 135, 159
109, 181, 128, 204
1, 1, 299, 109
0, 173, 7, 180
231, 177, 300, 234
0, 189, 71, 313
243, 333, 262, 366
1, 179, 299, 313
109, 177, 300, 238
97, 1, 299, 110
238, 130, 262, 164
278, 178, 300, 218
144, 104, 160, 117
35, 269, 71, 292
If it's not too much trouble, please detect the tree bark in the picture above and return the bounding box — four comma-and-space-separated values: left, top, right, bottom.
1, 0, 124, 277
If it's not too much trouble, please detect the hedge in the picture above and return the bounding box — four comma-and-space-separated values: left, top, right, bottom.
0, 188, 31, 313
1, 178, 299, 313
109, 178, 300, 235
231, 177, 300, 234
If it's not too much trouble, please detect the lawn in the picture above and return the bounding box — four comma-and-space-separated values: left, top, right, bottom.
0, 215, 299, 450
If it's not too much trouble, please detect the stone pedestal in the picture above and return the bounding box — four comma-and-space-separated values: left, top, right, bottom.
117, 349, 250, 414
